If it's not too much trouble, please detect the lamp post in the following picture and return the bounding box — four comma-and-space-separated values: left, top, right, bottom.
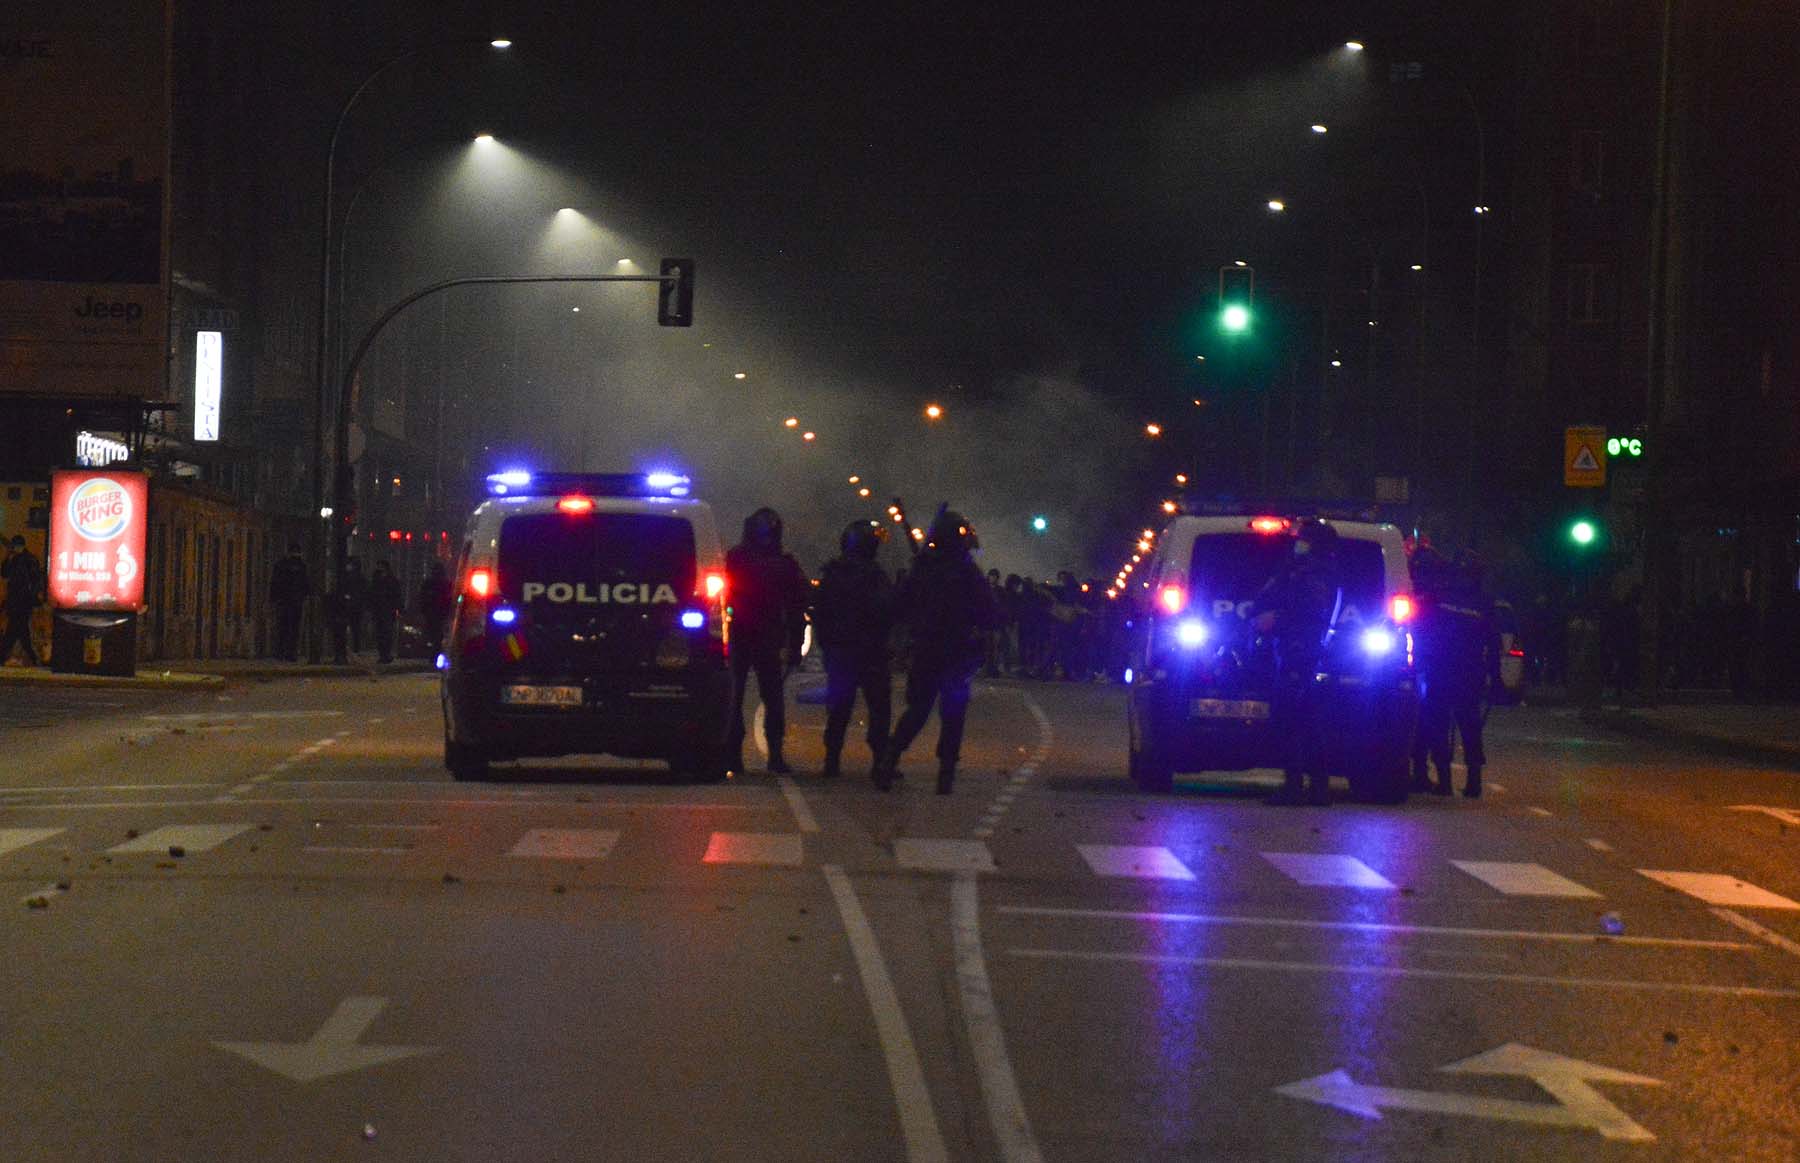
306, 38, 511, 661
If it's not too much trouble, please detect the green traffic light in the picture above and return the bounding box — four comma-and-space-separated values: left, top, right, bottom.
1220, 303, 1251, 333
1569, 519, 1598, 546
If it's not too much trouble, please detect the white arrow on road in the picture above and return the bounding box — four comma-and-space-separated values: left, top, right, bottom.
213, 996, 436, 1083
1277, 1042, 1661, 1142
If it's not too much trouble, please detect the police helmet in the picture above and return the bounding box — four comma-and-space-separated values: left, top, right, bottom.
1293, 518, 1338, 557
927, 509, 978, 553
840, 519, 885, 559
743, 507, 784, 549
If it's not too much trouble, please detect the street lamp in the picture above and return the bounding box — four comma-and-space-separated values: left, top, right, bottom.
1267, 199, 1286, 212
924, 403, 943, 420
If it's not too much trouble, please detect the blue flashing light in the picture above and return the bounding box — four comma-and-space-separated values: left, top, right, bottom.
680, 610, 706, 630
1123, 667, 1135, 685
1175, 618, 1209, 648
491, 608, 518, 625
489, 469, 533, 486
1360, 626, 1396, 656
434, 652, 449, 671
645, 471, 691, 494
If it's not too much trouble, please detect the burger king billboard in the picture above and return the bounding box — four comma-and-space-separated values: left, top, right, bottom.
49, 469, 149, 610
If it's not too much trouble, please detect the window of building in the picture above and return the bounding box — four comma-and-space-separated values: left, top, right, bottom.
1571, 130, 1604, 197
1567, 263, 1614, 325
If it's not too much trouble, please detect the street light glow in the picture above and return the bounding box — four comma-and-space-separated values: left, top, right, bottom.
848, 475, 860, 483
1233, 259, 1248, 268
1145, 423, 1162, 437
1267, 199, 1286, 212
783, 417, 799, 427
490, 38, 513, 49
473, 133, 495, 144
1345, 40, 1365, 51
924, 403, 943, 420
1310, 123, 1329, 134
802, 431, 817, 442
1411, 263, 1424, 271
1330, 359, 1343, 367
1174, 474, 1188, 485
734, 371, 748, 380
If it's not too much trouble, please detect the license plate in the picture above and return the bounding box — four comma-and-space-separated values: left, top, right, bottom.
501, 684, 584, 708
1190, 698, 1271, 720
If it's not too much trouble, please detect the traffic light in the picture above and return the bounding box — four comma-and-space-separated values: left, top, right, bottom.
1218, 264, 1254, 336
657, 258, 694, 327
1568, 518, 1599, 547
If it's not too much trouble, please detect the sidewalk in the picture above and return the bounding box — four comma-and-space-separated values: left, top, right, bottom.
0, 655, 435, 689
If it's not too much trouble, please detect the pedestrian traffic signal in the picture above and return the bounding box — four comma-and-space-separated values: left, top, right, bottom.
657, 258, 694, 327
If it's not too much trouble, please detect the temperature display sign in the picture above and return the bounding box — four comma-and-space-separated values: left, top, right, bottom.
49, 469, 148, 610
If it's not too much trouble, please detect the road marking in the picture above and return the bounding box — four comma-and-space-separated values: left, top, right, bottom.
213, 996, 436, 1083
822, 866, 948, 1163
778, 776, 820, 833
952, 873, 1043, 1163
703, 831, 803, 866
108, 824, 253, 854
1077, 844, 1196, 881
2, 795, 781, 812
1729, 805, 1800, 827
0, 827, 63, 856
1486, 782, 1507, 794
1527, 807, 1554, 818
1262, 852, 1395, 890
1278, 1043, 1659, 1142
20, 882, 69, 905
0, 782, 221, 795
1007, 948, 1800, 998
145, 711, 345, 721
996, 906, 1756, 950
1637, 870, 1800, 910
303, 846, 411, 856
1586, 839, 1613, 852
1711, 908, 1800, 959
507, 828, 620, 860
896, 837, 996, 874
1452, 861, 1599, 898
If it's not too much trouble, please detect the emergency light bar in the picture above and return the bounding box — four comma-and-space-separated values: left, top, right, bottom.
484, 471, 693, 498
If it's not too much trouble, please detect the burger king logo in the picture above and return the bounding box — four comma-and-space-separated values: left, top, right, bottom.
69, 478, 132, 542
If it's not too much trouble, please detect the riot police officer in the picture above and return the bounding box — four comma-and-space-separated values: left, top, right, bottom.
725, 507, 810, 774
812, 519, 896, 779
1248, 519, 1343, 805
1416, 552, 1496, 797
874, 509, 997, 794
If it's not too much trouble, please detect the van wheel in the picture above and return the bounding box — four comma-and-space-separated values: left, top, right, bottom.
445, 733, 489, 781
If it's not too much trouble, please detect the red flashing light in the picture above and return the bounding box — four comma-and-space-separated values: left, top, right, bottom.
703, 572, 727, 600
1249, 516, 1290, 534
557, 495, 595, 514
467, 568, 494, 598
1507, 648, 1525, 658
1389, 594, 1415, 623
1158, 584, 1187, 614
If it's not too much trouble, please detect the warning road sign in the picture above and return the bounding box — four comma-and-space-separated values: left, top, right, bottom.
1564, 426, 1607, 488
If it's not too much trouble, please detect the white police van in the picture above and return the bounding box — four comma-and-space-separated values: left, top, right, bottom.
1126, 509, 1418, 801
439, 471, 731, 780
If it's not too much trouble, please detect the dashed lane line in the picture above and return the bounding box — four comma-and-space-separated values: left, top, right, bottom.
778, 776, 820, 833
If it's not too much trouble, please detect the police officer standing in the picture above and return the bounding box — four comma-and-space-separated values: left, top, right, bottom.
367, 560, 403, 665
268, 542, 309, 662
726, 507, 809, 774
1415, 553, 1496, 798
1248, 519, 1343, 806
812, 520, 895, 779
1, 534, 46, 667
874, 509, 996, 794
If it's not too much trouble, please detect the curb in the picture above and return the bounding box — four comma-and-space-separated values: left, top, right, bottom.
1582, 708, 1800, 773
0, 668, 224, 690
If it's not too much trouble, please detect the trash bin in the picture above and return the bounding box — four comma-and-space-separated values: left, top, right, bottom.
51, 610, 137, 677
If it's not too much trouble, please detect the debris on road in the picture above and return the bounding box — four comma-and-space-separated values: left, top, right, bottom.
441, 873, 461, 885
25, 896, 49, 909
169, 846, 186, 858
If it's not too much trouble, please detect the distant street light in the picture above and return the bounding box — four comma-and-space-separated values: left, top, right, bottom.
1310, 123, 1329, 134
1411, 263, 1424, 271
858, 487, 871, 497
783, 417, 799, 427
734, 371, 748, 380
1267, 199, 1286, 212
1174, 474, 1188, 485
1345, 40, 1365, 51
848, 474, 860, 483
473, 132, 496, 144
1145, 423, 1162, 437
924, 403, 943, 420
802, 431, 816, 442
489, 38, 513, 49
1031, 516, 1049, 533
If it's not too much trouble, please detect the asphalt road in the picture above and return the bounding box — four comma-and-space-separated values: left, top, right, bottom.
2, 674, 1798, 1161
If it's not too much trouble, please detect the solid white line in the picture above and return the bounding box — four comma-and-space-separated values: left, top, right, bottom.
995, 906, 1756, 950
1711, 908, 1800, 959
1586, 838, 1614, 852
821, 865, 948, 1163
344, 822, 440, 831
777, 776, 820, 833
0, 782, 222, 794
953, 873, 1043, 1163
0, 796, 782, 812
1007, 948, 1800, 999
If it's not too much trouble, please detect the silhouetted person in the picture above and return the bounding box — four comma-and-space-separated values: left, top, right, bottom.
1, 535, 45, 666
1416, 552, 1495, 797
367, 560, 403, 664
340, 558, 368, 654
812, 520, 895, 779
725, 507, 809, 774
1248, 520, 1343, 806
417, 560, 454, 654
875, 510, 997, 794
268, 542, 309, 661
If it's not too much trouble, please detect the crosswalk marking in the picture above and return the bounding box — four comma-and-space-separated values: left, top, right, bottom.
1262, 852, 1396, 890
1637, 870, 1800, 910
1077, 844, 1196, 881
508, 828, 620, 861
895, 838, 996, 874
703, 831, 803, 866
107, 824, 253, 854
0, 827, 63, 857
1452, 860, 1599, 898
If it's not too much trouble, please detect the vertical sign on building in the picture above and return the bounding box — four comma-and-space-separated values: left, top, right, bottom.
194, 329, 221, 440
0, 2, 172, 400
48, 470, 149, 610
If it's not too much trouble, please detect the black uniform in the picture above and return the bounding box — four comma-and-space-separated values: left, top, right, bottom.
268, 545, 309, 661
875, 512, 996, 794
1, 538, 44, 666
725, 509, 809, 774
1247, 525, 1342, 805
367, 562, 403, 664
812, 524, 895, 778
417, 561, 454, 654
1415, 570, 1494, 797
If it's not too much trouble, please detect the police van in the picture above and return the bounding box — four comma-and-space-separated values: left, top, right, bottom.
439, 471, 731, 780
1126, 509, 1418, 802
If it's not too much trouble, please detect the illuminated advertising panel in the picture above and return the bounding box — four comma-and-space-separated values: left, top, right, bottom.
194, 329, 221, 440
48, 469, 149, 610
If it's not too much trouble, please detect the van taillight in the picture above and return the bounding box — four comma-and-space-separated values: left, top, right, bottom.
1389, 594, 1414, 623
467, 568, 493, 598
704, 572, 726, 600
1158, 584, 1187, 614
